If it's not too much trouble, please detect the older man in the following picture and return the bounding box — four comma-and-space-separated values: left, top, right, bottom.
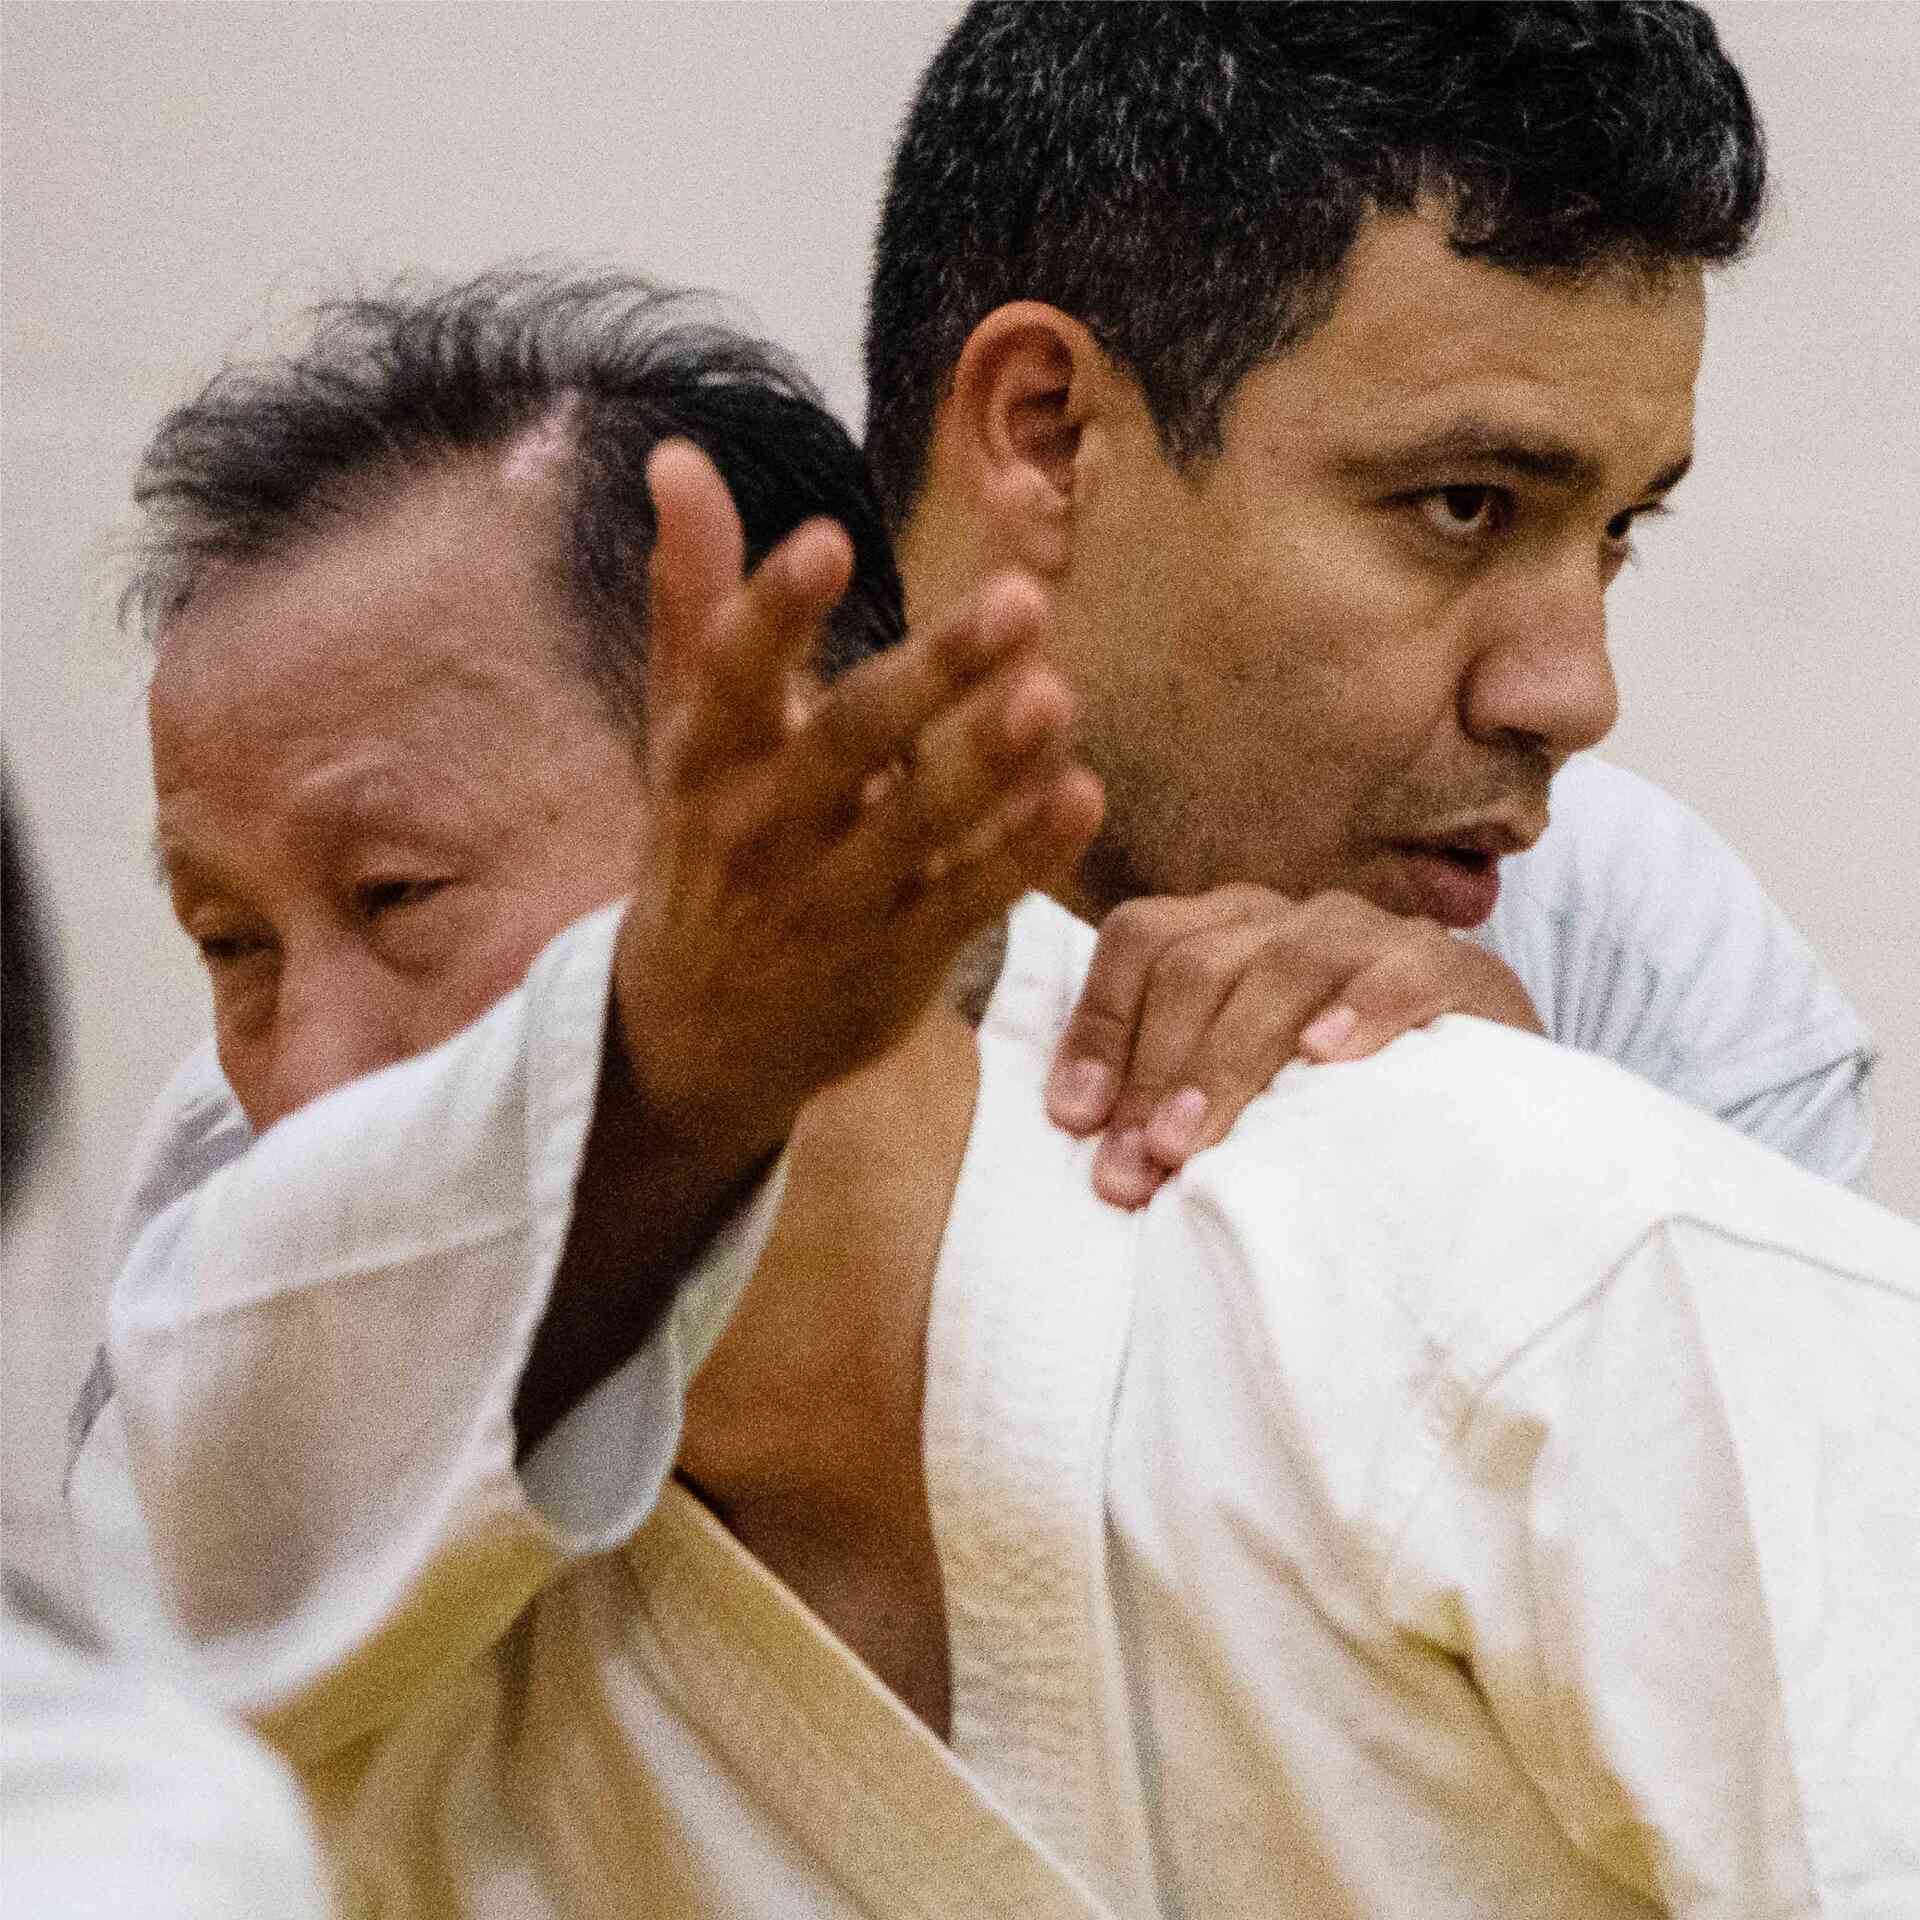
70, 270, 1098, 1615
866, 0, 1875, 1201
73, 262, 1919, 1918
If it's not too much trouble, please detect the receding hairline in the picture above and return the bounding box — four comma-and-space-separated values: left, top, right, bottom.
149, 400, 594, 643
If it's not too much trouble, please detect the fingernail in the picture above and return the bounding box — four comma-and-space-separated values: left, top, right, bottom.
1048, 1057, 1114, 1130
1299, 1004, 1358, 1060
1146, 1086, 1208, 1161
1093, 1128, 1158, 1208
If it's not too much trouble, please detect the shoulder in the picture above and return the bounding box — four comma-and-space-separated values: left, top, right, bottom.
1162, 1017, 1908, 1363
984, 892, 1099, 1046
1134, 1015, 1915, 1572
1492, 755, 1784, 933
1482, 759, 1853, 1026
1474, 760, 1872, 1126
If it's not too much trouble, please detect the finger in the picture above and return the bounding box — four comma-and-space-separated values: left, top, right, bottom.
782, 571, 1049, 843
1109, 917, 1283, 1122
1301, 927, 1466, 1063
789, 601, 1072, 907
896, 763, 1102, 939
644, 439, 744, 743
675, 518, 855, 791
1045, 898, 1207, 1134
818, 707, 1094, 936
646, 439, 742, 617
1301, 933, 1543, 1062
1296, 1004, 1361, 1061
1045, 886, 1284, 1136
744, 516, 856, 697
647, 441, 857, 792
835, 762, 1102, 1042
1090, 1128, 1169, 1209
1139, 977, 1313, 1167
868, 653, 1075, 873
924, 759, 1105, 906
1136, 899, 1406, 1163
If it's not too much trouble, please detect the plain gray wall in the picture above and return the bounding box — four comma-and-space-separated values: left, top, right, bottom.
4, 3, 1916, 1582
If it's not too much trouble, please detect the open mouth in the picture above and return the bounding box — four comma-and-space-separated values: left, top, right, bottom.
1385, 842, 1504, 927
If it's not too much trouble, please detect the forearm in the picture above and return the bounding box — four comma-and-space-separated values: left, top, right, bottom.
89, 907, 742, 1756
513, 985, 783, 1459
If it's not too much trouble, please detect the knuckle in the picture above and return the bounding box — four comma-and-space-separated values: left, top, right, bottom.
1313, 888, 1387, 936
809, 685, 879, 773
1187, 1052, 1272, 1122
1061, 1002, 1137, 1061
1108, 1084, 1169, 1127
1243, 914, 1328, 981
1100, 896, 1178, 952
1154, 938, 1224, 1004
1234, 1007, 1310, 1071
1213, 880, 1286, 920
1342, 960, 1433, 1020
1380, 930, 1475, 997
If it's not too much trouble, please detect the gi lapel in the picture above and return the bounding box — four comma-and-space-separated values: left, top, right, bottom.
623, 1482, 1116, 1920
923, 958, 1160, 1917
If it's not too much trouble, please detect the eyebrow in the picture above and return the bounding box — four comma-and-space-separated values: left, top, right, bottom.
150, 775, 469, 892
1338, 423, 1692, 500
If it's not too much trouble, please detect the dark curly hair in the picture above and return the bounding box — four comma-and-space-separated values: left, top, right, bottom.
864, 1, 1766, 528
128, 269, 905, 732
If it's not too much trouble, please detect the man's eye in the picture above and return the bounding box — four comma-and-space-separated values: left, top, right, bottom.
356, 877, 446, 920
1417, 485, 1506, 539
194, 931, 269, 969
1604, 502, 1668, 557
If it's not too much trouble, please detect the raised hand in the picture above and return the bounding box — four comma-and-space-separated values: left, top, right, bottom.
522, 440, 1101, 1451
616, 438, 1104, 1168
1044, 883, 1544, 1207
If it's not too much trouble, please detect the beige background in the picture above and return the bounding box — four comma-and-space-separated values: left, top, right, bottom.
4, 2, 1916, 1579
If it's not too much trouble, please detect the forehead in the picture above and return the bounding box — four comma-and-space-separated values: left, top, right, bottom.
148, 456, 620, 858
1226, 207, 1707, 482
151, 457, 583, 739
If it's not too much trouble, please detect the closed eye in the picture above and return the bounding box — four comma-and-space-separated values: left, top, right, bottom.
355, 876, 448, 920
194, 929, 270, 969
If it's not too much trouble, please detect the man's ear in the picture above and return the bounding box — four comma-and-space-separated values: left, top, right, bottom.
938, 302, 1108, 578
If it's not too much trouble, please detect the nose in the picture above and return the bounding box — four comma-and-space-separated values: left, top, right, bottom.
1460, 560, 1619, 764
229, 947, 410, 1135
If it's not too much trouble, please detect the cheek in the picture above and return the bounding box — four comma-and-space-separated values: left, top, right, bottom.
454, 911, 574, 1020
1252, 547, 1469, 768
452, 856, 632, 1020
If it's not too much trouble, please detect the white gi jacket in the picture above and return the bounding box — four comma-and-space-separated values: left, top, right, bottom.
78, 897, 1920, 1918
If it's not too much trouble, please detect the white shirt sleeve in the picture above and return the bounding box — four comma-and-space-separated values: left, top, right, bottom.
1383, 1215, 1920, 1917
78, 903, 778, 1764
1471, 756, 1876, 1189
